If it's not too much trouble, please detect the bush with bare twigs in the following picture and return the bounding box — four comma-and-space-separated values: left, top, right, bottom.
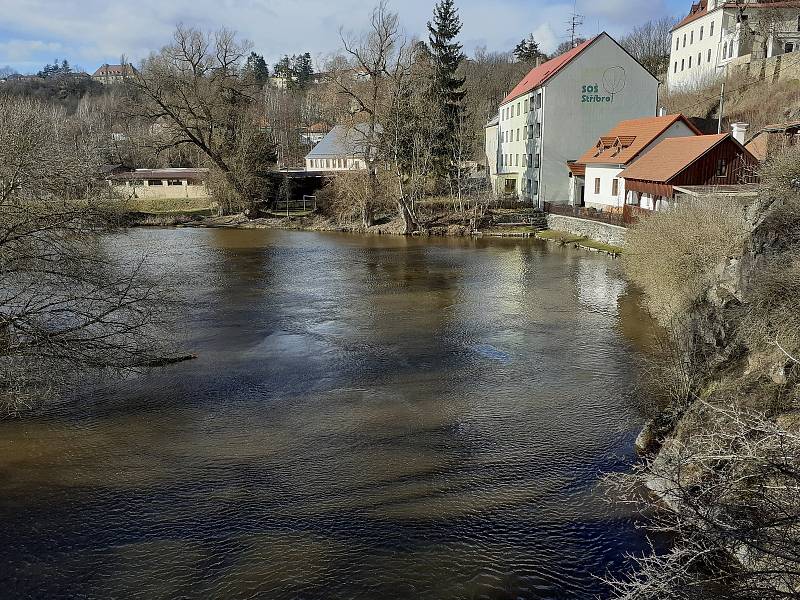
0, 96, 173, 417
611, 147, 800, 599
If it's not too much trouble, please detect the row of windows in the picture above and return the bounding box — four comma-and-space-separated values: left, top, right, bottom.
675, 48, 714, 73
593, 177, 621, 196
501, 123, 542, 143
500, 153, 540, 168
676, 21, 714, 51
308, 158, 358, 169
501, 92, 543, 120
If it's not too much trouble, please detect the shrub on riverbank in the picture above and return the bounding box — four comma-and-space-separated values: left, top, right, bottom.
610, 147, 800, 599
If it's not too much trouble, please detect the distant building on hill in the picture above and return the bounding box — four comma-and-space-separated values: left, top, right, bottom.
93, 64, 134, 85
484, 32, 659, 205
668, 0, 800, 91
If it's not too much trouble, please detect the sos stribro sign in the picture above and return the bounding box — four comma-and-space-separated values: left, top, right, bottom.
581, 66, 627, 104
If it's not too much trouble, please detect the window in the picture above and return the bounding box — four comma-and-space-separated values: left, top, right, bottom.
536, 123, 541, 138
700, 25, 704, 40
690, 30, 694, 44
167, 179, 183, 186
708, 48, 712, 62
534, 153, 540, 168
147, 179, 163, 186
681, 58, 685, 71
698, 53, 702, 65
786, 42, 795, 54
517, 102, 521, 115
676, 37, 679, 51
612, 178, 619, 196
723, 42, 728, 59
689, 55, 692, 68
516, 128, 520, 141
532, 180, 539, 195
536, 92, 542, 109
683, 34, 686, 48
515, 154, 519, 166
524, 99, 529, 112
710, 21, 714, 36
594, 178, 601, 194
716, 158, 728, 177
523, 154, 528, 167
797, 15, 800, 31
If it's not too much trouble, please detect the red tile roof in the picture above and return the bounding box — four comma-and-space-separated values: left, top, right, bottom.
673, 0, 708, 31
574, 114, 702, 167
619, 134, 732, 182
501, 36, 597, 105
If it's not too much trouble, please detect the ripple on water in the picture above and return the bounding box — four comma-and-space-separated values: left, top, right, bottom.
0, 229, 653, 599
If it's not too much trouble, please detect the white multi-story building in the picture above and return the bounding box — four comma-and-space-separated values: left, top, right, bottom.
485, 32, 659, 205
668, 0, 800, 91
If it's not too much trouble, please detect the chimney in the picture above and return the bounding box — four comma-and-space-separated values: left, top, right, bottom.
658, 106, 667, 117
731, 122, 749, 144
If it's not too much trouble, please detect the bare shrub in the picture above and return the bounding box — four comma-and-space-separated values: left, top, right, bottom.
0, 96, 171, 417
318, 170, 396, 226
606, 401, 800, 599
623, 197, 750, 324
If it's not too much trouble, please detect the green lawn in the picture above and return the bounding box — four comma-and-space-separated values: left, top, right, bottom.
124, 197, 214, 214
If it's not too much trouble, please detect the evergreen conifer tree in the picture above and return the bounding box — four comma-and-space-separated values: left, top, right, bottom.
426, 0, 467, 186
514, 35, 541, 63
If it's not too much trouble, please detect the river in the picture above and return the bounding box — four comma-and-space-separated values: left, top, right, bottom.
0, 228, 653, 599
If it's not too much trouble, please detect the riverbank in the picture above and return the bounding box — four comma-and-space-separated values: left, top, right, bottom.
127, 208, 625, 255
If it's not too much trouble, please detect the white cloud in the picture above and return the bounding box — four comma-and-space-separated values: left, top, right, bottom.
0, 0, 678, 72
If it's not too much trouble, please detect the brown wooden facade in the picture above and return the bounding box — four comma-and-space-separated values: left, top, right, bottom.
625, 137, 759, 198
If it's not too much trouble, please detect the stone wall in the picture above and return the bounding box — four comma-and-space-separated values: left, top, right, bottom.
727, 52, 800, 85
546, 214, 627, 247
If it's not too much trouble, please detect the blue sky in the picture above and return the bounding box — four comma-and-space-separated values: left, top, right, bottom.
0, 0, 690, 74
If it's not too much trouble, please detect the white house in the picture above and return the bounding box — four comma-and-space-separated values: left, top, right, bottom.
304, 124, 375, 171
485, 32, 659, 206
668, 0, 800, 91
569, 114, 702, 210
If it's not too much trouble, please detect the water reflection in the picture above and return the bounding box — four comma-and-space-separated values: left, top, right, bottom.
0, 229, 652, 599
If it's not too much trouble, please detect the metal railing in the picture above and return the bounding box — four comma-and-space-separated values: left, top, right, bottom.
543, 202, 652, 228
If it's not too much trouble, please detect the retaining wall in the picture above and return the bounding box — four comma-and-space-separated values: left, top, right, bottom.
546, 214, 627, 247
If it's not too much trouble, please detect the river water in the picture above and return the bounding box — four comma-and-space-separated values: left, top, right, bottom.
0, 229, 652, 599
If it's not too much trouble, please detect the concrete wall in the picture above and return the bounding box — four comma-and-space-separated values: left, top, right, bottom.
546, 214, 627, 247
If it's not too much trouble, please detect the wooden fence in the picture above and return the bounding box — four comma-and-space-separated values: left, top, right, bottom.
543, 202, 651, 228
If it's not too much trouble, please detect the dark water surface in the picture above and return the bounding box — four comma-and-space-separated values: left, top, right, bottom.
0, 229, 652, 599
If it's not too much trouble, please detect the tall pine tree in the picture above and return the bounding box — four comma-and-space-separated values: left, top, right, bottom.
427, 0, 467, 187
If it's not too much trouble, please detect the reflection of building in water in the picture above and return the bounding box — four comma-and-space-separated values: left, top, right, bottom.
575, 259, 627, 316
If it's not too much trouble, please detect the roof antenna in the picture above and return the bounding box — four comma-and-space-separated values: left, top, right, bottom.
566, 1, 585, 48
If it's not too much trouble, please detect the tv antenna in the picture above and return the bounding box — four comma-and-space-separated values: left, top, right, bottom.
566, 1, 584, 48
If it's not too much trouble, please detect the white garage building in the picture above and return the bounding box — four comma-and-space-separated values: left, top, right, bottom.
485, 32, 659, 206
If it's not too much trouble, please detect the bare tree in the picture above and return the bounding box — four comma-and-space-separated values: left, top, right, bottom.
125, 26, 276, 214
328, 2, 419, 231
619, 17, 677, 76
0, 96, 173, 416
